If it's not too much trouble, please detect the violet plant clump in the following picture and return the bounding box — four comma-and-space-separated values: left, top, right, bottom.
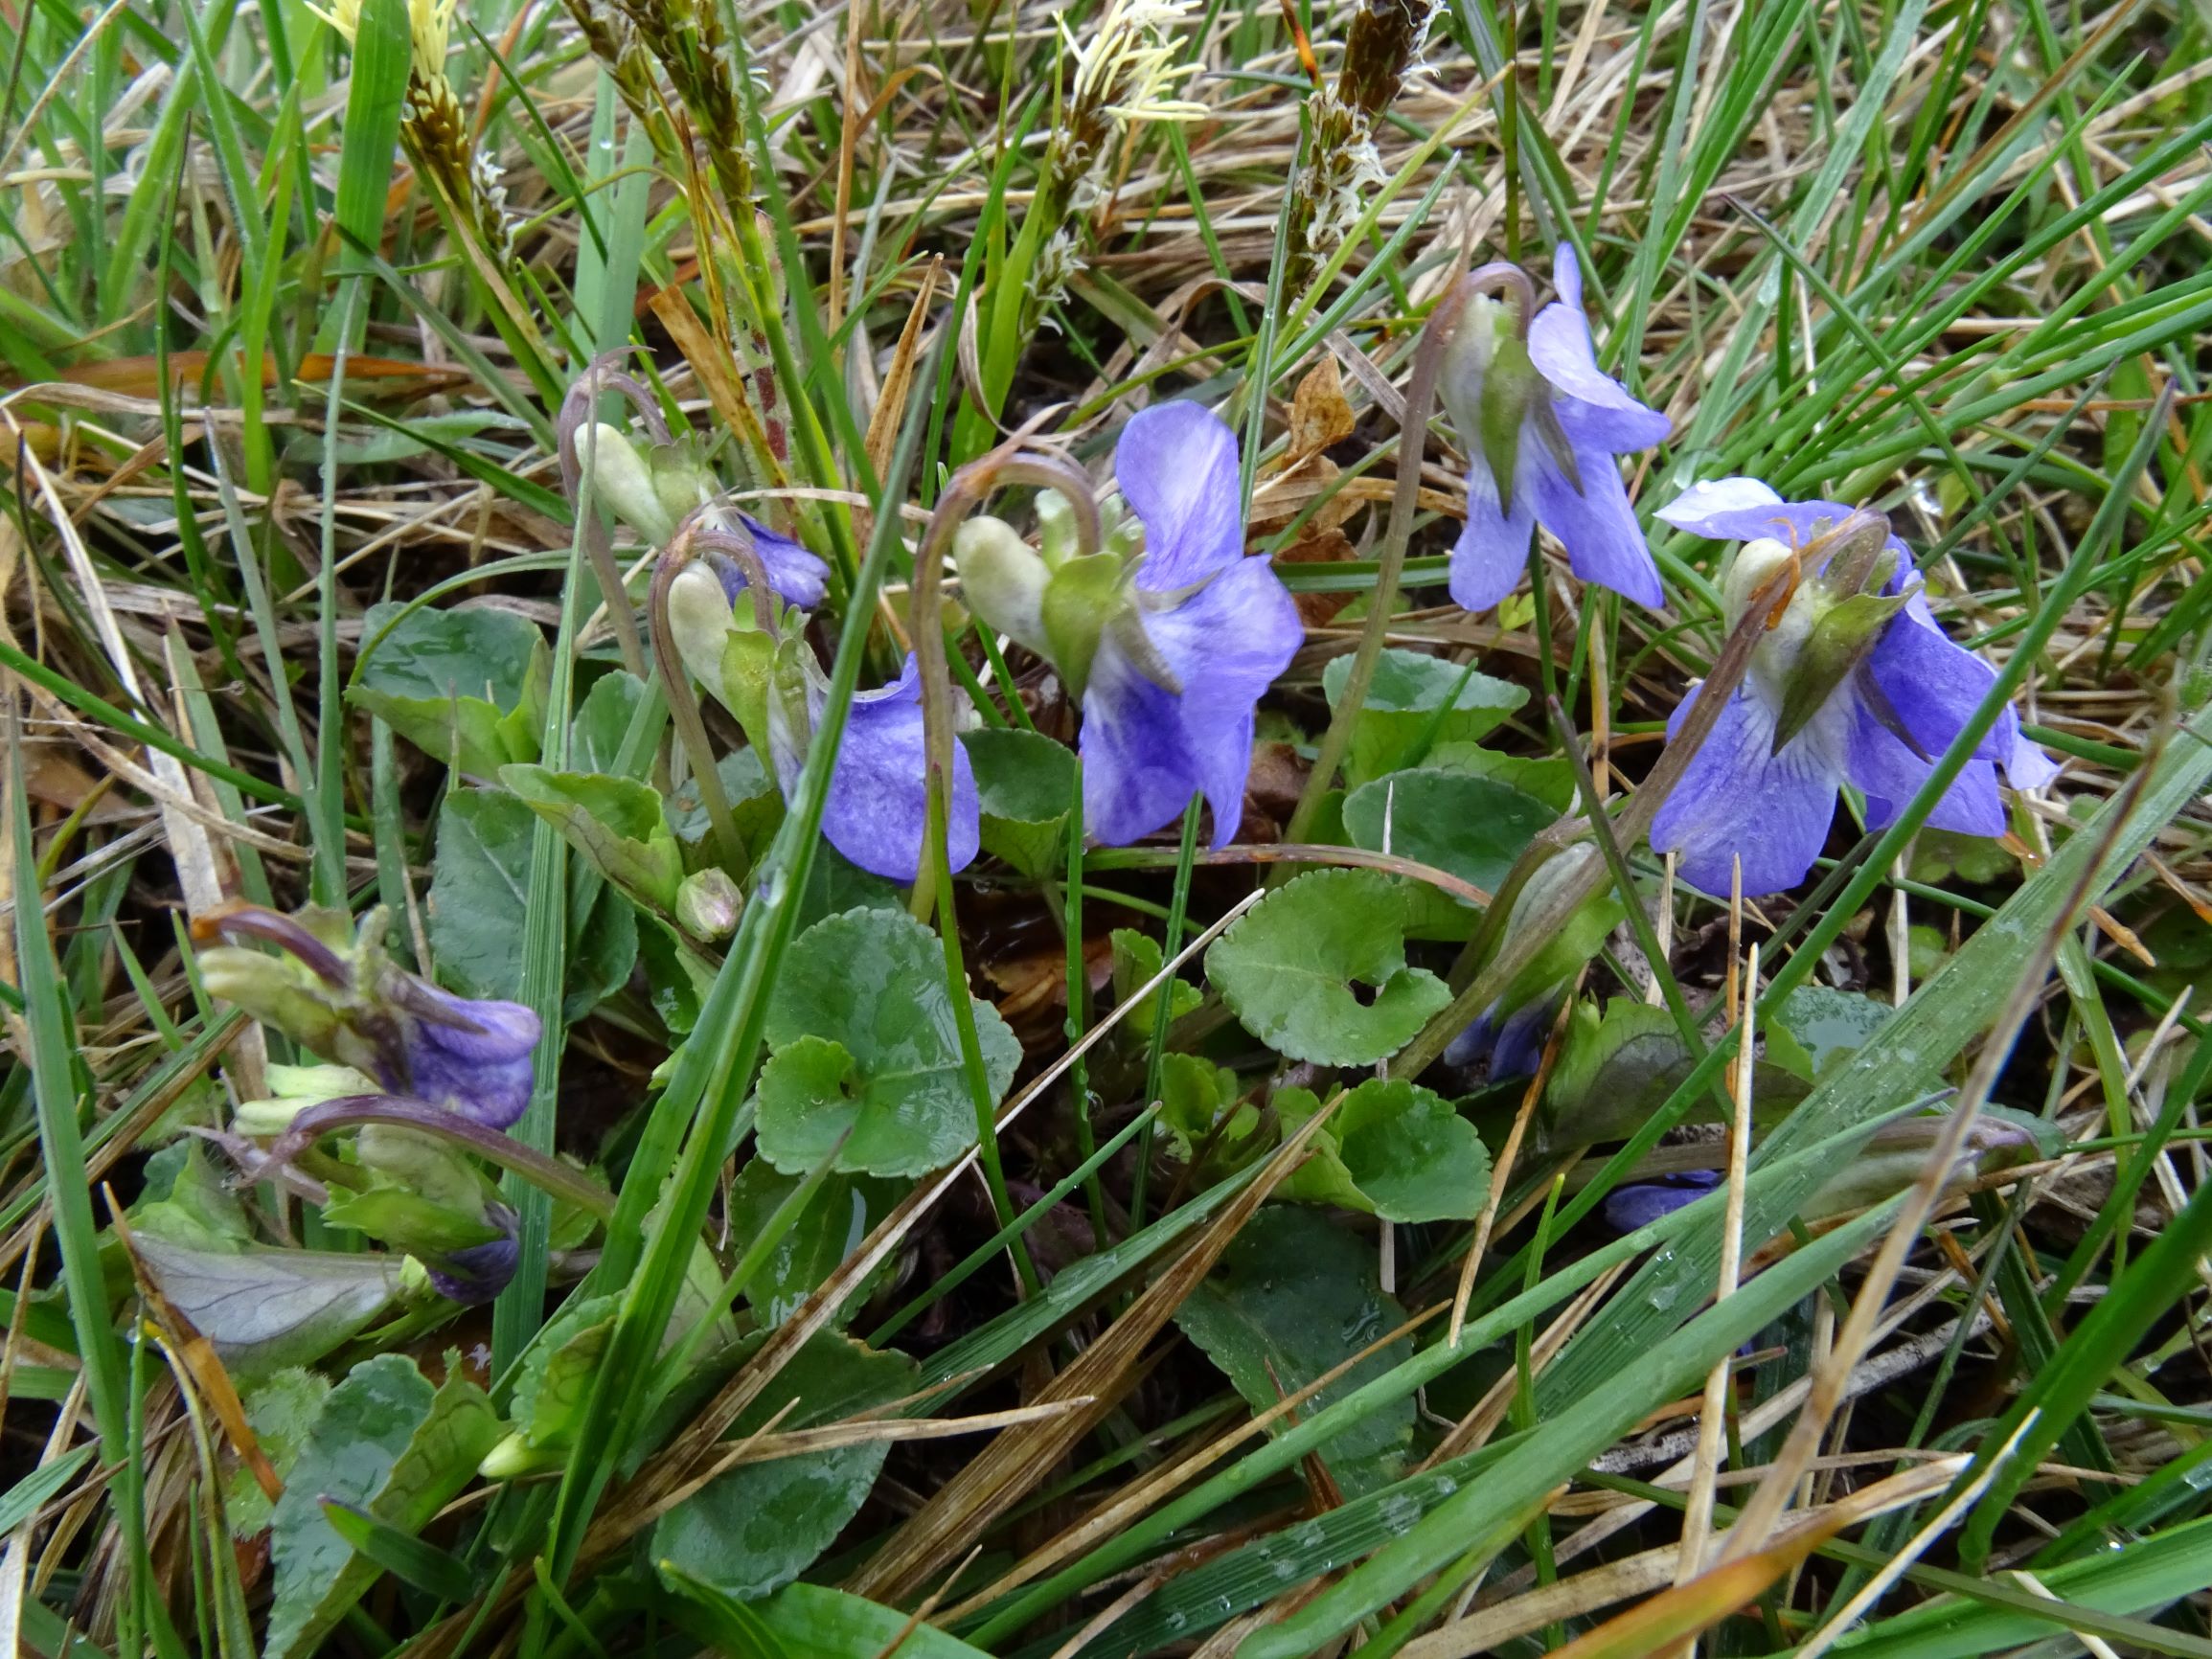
195, 903, 540, 1129
1648, 477, 2060, 896
1438, 247, 1672, 613
956, 400, 1301, 847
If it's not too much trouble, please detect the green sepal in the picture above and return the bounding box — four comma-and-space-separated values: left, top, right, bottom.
1769, 589, 1910, 755
1479, 335, 1541, 513
1040, 553, 1126, 702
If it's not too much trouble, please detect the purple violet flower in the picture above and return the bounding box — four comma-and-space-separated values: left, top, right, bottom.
1083, 401, 1303, 848
194, 905, 540, 1129
770, 652, 981, 884
1446, 995, 1558, 1081
712, 514, 830, 611
1441, 247, 1672, 614
1648, 479, 2059, 896
1603, 1169, 1723, 1234
392, 982, 541, 1129
423, 1204, 522, 1305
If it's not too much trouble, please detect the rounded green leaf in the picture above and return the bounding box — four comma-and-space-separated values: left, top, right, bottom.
1320, 648, 1527, 787
1205, 869, 1450, 1066
1331, 1079, 1491, 1224
757, 907, 1021, 1178
1173, 1207, 1415, 1497
1342, 769, 1555, 897
962, 727, 1078, 876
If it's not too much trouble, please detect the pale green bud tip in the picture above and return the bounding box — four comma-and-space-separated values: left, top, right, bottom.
954, 516, 1052, 658
233, 1063, 379, 1136
479, 1432, 558, 1480
675, 868, 743, 941
584, 422, 674, 546
666, 562, 738, 690
649, 440, 718, 532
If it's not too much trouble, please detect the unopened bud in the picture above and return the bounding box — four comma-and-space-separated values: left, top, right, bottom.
583, 423, 674, 545
954, 516, 1052, 657
666, 562, 739, 691
231, 1062, 379, 1137
479, 1430, 559, 1479
675, 868, 743, 940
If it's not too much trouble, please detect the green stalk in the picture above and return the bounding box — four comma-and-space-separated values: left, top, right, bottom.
1129, 794, 1202, 1234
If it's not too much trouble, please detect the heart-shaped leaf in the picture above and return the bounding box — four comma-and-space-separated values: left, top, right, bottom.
426, 787, 637, 1018
500, 763, 684, 912
351, 601, 548, 778
963, 727, 1078, 876
1278, 1079, 1491, 1223
1322, 648, 1527, 788
654, 1335, 919, 1602
1342, 769, 1556, 939
1206, 869, 1450, 1066
756, 907, 1021, 1177
1173, 1207, 1415, 1498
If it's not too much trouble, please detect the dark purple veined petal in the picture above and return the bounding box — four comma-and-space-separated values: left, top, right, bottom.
1526, 247, 1673, 454
1649, 683, 1845, 896
399, 987, 541, 1130
1117, 401, 1245, 591
713, 513, 831, 610
1603, 1169, 1722, 1234
815, 654, 981, 882
1448, 456, 1539, 612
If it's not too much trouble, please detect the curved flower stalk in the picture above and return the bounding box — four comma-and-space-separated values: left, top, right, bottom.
1439, 249, 1671, 612
560, 352, 830, 611
660, 531, 978, 885
194, 903, 539, 1129
1649, 478, 2060, 895
955, 402, 1302, 848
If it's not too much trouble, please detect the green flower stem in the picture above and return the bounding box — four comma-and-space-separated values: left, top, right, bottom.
1281, 261, 1510, 851
905, 444, 1096, 1272
1066, 756, 1108, 1252
925, 781, 1040, 1293
271, 1095, 618, 1219
558, 365, 652, 679
1129, 793, 1203, 1235
1395, 555, 1799, 1079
